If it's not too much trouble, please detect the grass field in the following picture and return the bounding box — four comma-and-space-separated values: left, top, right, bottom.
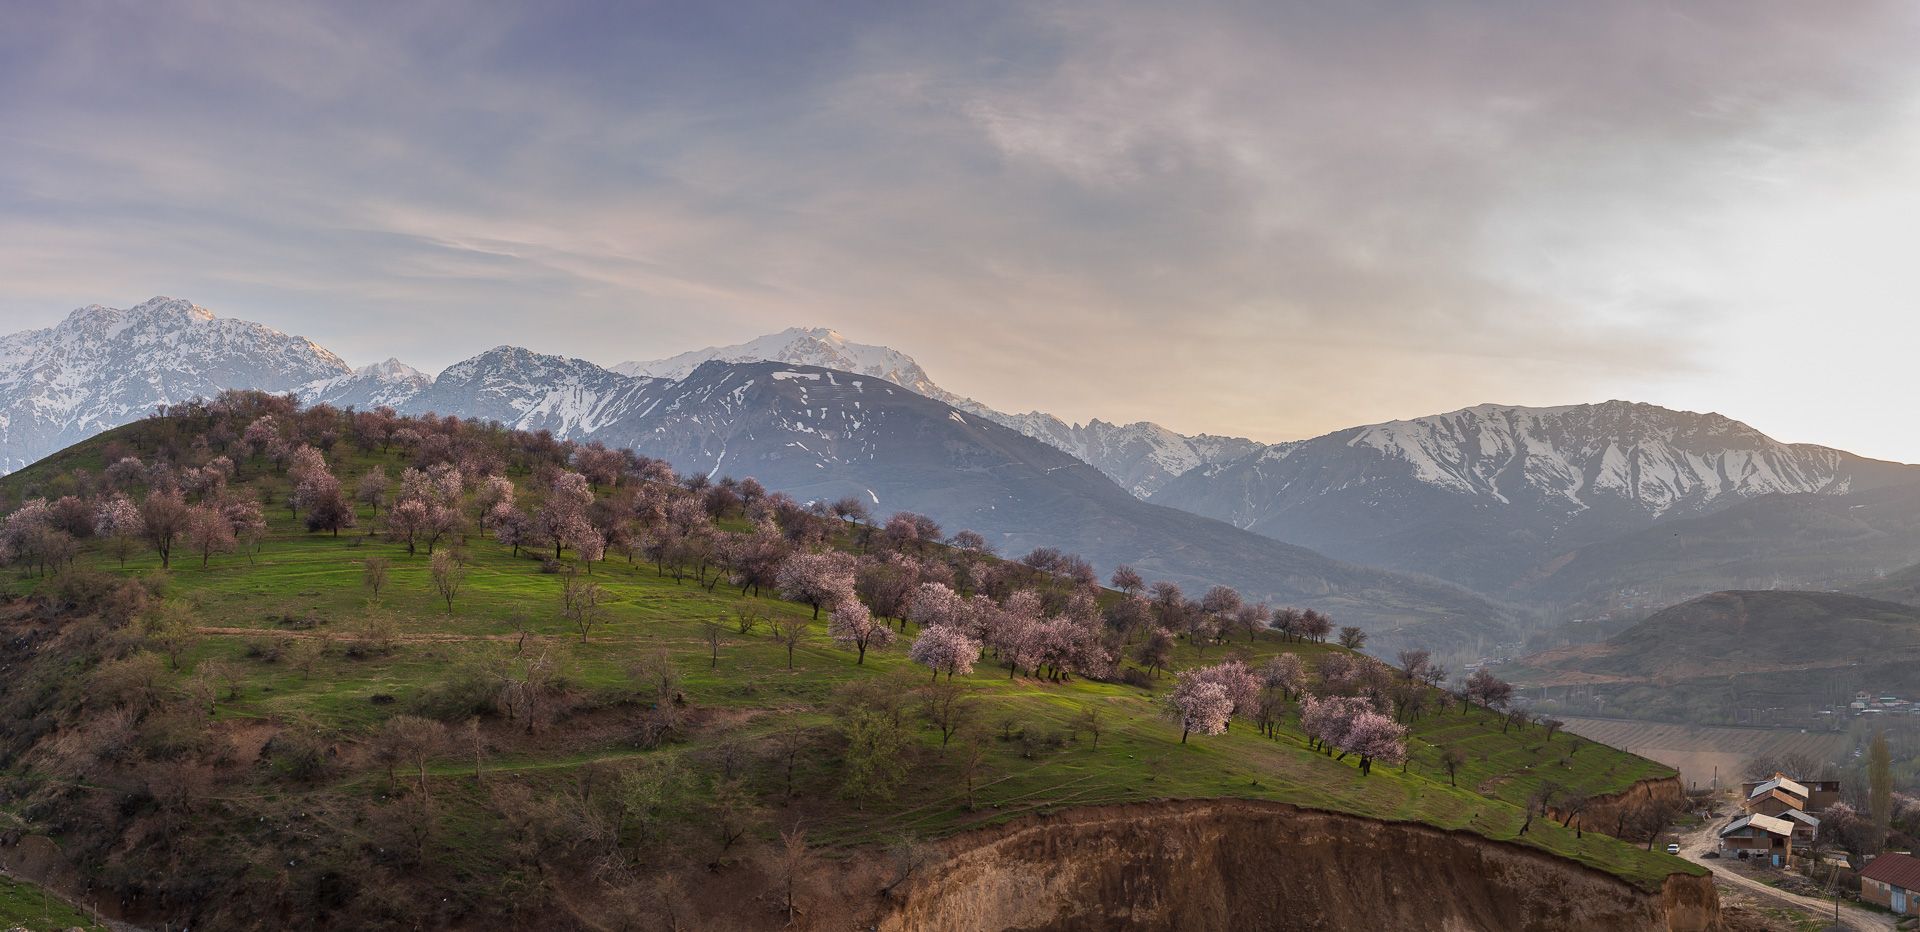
0, 418, 1704, 924
0, 874, 106, 932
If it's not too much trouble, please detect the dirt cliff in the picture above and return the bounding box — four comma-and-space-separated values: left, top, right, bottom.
1551, 774, 1687, 838
874, 799, 1718, 932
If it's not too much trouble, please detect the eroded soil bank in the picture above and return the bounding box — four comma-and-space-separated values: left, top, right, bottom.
874, 799, 1718, 932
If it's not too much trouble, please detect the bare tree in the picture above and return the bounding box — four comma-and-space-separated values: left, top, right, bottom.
561, 572, 608, 642
761, 824, 818, 925
879, 833, 932, 898
1439, 746, 1466, 787
287, 636, 326, 679
430, 550, 466, 614
363, 556, 390, 602
771, 615, 809, 670
1520, 782, 1560, 836
702, 619, 725, 670
707, 776, 764, 851
628, 649, 681, 705
958, 729, 988, 810
1073, 705, 1105, 749
467, 717, 487, 782
919, 681, 975, 747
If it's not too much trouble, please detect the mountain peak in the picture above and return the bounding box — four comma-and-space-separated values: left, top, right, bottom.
352, 357, 428, 381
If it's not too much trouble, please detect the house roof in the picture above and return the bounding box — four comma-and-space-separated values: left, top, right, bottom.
1862, 853, 1920, 892
1748, 776, 1809, 800
1780, 810, 1820, 827
1744, 788, 1807, 812
1721, 814, 1794, 838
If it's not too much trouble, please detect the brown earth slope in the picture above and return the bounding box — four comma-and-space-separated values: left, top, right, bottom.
874, 799, 1718, 932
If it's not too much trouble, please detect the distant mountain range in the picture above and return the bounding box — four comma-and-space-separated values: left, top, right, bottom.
6, 296, 1920, 647
0, 299, 1508, 651
1154, 401, 1920, 595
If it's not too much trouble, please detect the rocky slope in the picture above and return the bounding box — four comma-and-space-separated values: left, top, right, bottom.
874, 799, 1718, 932
1153, 401, 1920, 594
0, 297, 349, 472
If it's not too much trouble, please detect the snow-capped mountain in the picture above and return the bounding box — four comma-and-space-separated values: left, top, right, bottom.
615, 326, 1258, 495
993, 412, 1271, 497
615, 327, 949, 398
300, 357, 433, 411
0, 297, 350, 472
404, 346, 669, 438
1151, 400, 1920, 593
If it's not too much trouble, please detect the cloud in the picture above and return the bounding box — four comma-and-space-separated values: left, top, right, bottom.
2, 0, 1918, 456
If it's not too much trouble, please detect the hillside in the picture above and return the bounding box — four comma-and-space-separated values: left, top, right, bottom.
1520, 481, 1920, 616
1152, 401, 1920, 596
1511, 590, 1920, 723
0, 400, 1696, 930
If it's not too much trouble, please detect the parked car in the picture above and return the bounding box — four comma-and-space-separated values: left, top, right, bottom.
1666, 843, 1681, 855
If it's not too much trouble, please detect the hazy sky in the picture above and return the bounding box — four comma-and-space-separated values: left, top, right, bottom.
4, 1, 1920, 460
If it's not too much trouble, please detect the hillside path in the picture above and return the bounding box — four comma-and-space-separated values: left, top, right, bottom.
1677, 819, 1894, 931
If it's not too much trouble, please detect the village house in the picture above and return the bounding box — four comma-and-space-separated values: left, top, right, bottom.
1778, 809, 1819, 847
1860, 852, 1920, 916
1717, 813, 1795, 865
1738, 773, 1842, 817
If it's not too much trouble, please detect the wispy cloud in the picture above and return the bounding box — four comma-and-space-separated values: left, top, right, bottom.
3, 0, 1919, 457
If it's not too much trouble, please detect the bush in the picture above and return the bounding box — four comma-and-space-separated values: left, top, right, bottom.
1119, 667, 1154, 689
1019, 728, 1067, 759
264, 729, 332, 783
538, 557, 564, 574
245, 638, 291, 662
408, 667, 499, 722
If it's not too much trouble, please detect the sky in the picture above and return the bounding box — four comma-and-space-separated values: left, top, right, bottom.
3, 1, 1920, 460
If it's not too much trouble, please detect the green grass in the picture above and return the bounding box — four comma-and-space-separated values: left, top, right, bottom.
0, 421, 1701, 899
0, 875, 106, 932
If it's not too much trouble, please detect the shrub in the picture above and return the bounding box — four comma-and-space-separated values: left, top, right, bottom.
408, 667, 499, 722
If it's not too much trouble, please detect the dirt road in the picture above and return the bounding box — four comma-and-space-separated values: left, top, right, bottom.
1677, 818, 1895, 931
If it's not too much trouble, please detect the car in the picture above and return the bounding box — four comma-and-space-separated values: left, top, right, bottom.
1666, 843, 1681, 855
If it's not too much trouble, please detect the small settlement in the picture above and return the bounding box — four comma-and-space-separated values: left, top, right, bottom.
1715, 773, 1840, 866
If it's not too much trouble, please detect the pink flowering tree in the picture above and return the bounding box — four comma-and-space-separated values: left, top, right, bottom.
1340, 711, 1409, 775
536, 471, 594, 560
1260, 653, 1307, 700
777, 551, 858, 619
909, 625, 981, 682
909, 581, 965, 629
1165, 671, 1233, 744
829, 600, 896, 664
1194, 660, 1262, 727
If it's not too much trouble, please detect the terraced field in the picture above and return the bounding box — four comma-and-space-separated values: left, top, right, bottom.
1559, 717, 1851, 788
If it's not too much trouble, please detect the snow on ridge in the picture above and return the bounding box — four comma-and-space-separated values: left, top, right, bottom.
1340, 399, 1852, 511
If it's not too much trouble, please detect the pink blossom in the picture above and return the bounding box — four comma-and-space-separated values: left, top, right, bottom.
909, 625, 981, 681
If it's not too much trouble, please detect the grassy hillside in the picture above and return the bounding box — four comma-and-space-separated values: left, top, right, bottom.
1511, 590, 1920, 722
0, 409, 1696, 929
0, 874, 106, 932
